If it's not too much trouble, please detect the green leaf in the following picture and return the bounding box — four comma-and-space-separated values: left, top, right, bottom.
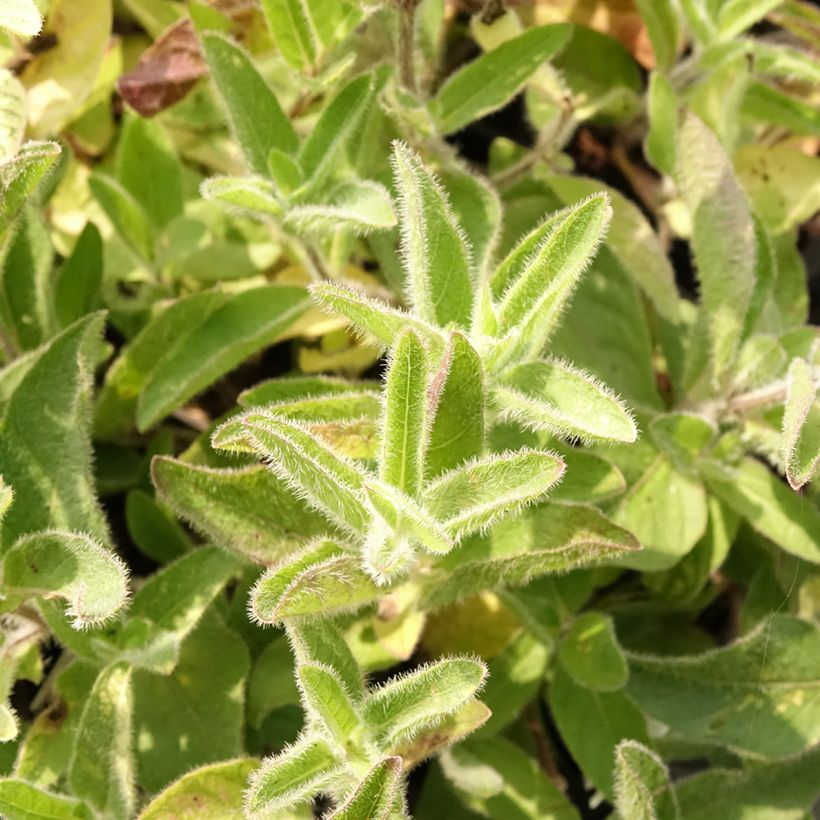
133, 613, 250, 792
782, 358, 820, 490
494, 359, 637, 444
703, 457, 820, 564
633, 0, 680, 70
201, 32, 298, 174
284, 181, 396, 235
125, 489, 190, 564
309, 282, 445, 354
137, 285, 310, 430
151, 459, 330, 565
425, 332, 485, 479
380, 330, 429, 497
0, 0, 42, 37
299, 73, 376, 189
627, 615, 820, 758
215, 412, 370, 534
55, 222, 103, 329
245, 735, 338, 817
199, 176, 283, 219
116, 114, 183, 231
0, 141, 61, 238
716, 0, 784, 39
441, 737, 579, 820
550, 449, 626, 503
489, 194, 611, 368
613, 740, 679, 820
68, 663, 134, 820
645, 72, 677, 177
742, 80, 820, 136
287, 620, 363, 700
327, 757, 403, 820
363, 657, 487, 747
649, 414, 715, 472
89, 173, 155, 263
391, 142, 474, 329
613, 454, 708, 571
430, 24, 571, 135
549, 663, 649, 800
296, 663, 361, 748
678, 112, 757, 381
3, 531, 129, 628
239, 374, 377, 408
423, 450, 565, 541
0, 780, 91, 820
250, 539, 380, 623
0, 70, 27, 163
423, 502, 640, 608
138, 758, 259, 820
0, 313, 108, 548
268, 147, 304, 195
259, 0, 319, 72
558, 612, 628, 692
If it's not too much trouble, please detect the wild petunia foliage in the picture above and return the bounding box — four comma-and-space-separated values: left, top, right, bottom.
0, 1, 819, 819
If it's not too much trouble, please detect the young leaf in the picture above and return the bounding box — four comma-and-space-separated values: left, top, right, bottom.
0, 141, 61, 237
251, 539, 380, 623
89, 173, 155, 263
137, 285, 310, 430
613, 740, 679, 820
633, 0, 680, 70
425, 332, 485, 479
391, 142, 474, 329
3, 531, 129, 629
716, 0, 783, 39
677, 112, 757, 382
327, 757, 404, 820
218, 412, 370, 534
490, 194, 611, 368
284, 180, 396, 235
200, 176, 283, 219
0, 780, 90, 820
363, 657, 487, 747
245, 736, 338, 817
558, 612, 628, 692
380, 330, 429, 497
296, 663, 361, 748
494, 360, 637, 444
423, 450, 565, 541
0, 0, 42, 38
68, 663, 135, 820
259, 0, 320, 72
200, 32, 298, 174
782, 357, 820, 490
240, 375, 378, 408
287, 620, 363, 700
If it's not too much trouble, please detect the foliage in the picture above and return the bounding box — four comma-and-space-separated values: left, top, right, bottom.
0, 0, 818, 818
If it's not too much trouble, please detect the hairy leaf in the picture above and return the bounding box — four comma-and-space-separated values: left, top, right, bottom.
327, 757, 403, 820
296, 663, 361, 748
782, 357, 820, 489
558, 612, 628, 692
0, 141, 61, 238
0, 780, 91, 820
613, 740, 679, 820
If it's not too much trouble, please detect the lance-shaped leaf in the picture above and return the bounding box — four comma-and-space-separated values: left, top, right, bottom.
559, 612, 628, 692
645, 72, 677, 177
55, 222, 103, 329
152, 459, 331, 565
240, 375, 378, 407
0, 141, 60, 237
363, 657, 487, 747
245, 735, 339, 817
327, 757, 404, 820
285, 180, 396, 235
627, 615, 820, 758
678, 112, 756, 382
782, 357, 820, 490
200, 176, 283, 219
89, 174, 155, 263
716, 0, 783, 40
287, 620, 364, 700
310, 282, 445, 354
380, 330, 430, 497
423, 502, 640, 609
68, 663, 134, 820
0, 0, 42, 37
217, 412, 370, 534
422, 450, 565, 542
137, 285, 310, 431
363, 517, 416, 586
259, 0, 320, 72
200, 32, 297, 174
3, 531, 129, 629
633, 0, 680, 71
0, 780, 90, 820
430, 24, 570, 135
490, 194, 611, 368
297, 663, 361, 748
391, 142, 474, 329
425, 332, 485, 479
299, 73, 376, 190
251, 539, 380, 623
494, 360, 637, 444
613, 740, 679, 820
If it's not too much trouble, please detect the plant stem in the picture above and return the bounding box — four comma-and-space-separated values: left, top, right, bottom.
397, 1, 418, 95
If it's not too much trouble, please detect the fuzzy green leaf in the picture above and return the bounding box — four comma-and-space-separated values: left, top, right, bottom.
327, 757, 403, 820
200, 176, 283, 219
431, 24, 570, 135
297, 663, 361, 748
55, 222, 103, 329
3, 531, 129, 629
392, 142, 474, 329
245, 736, 338, 817
287, 620, 363, 700
782, 357, 820, 490
494, 360, 637, 444
259, 0, 320, 72
201, 32, 297, 174
380, 330, 429, 497
0, 141, 60, 237
0, 780, 91, 820
558, 612, 628, 692
633, 0, 680, 70
251, 540, 380, 623
613, 740, 679, 820
89, 173, 155, 263
284, 181, 396, 235
423, 450, 565, 542
240, 375, 378, 408
363, 657, 487, 747
68, 662, 134, 820
716, 0, 783, 39
0, 69, 26, 163
137, 285, 310, 430
645, 72, 677, 177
